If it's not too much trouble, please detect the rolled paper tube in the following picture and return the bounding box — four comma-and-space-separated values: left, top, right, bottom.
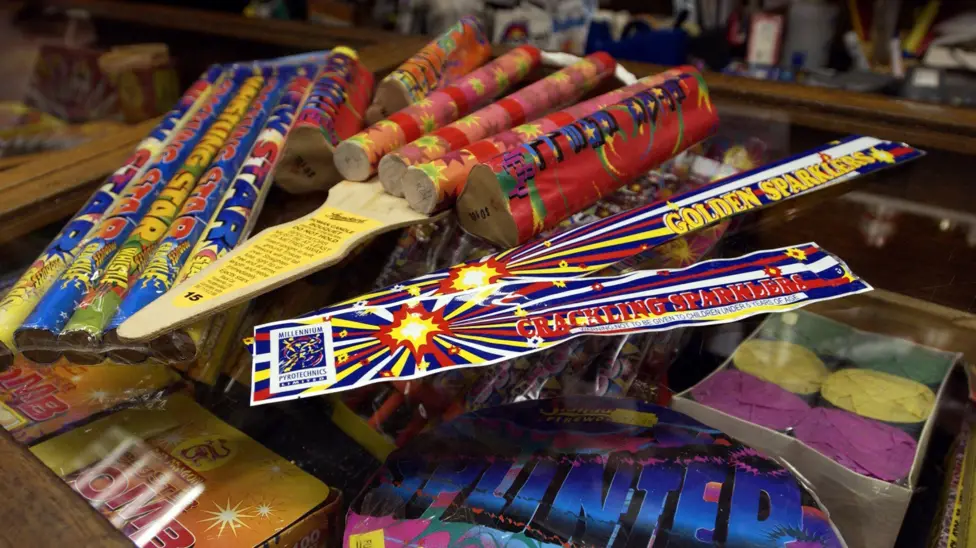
98, 76, 287, 365
383, 52, 616, 203
793, 407, 918, 481
732, 339, 830, 397
460, 67, 718, 247
691, 369, 812, 430
367, 15, 492, 123
58, 74, 268, 363
146, 72, 314, 363
14, 71, 248, 364
0, 64, 224, 369
820, 368, 936, 426
845, 333, 955, 387
756, 310, 854, 358
276, 47, 375, 194
337, 45, 540, 186
404, 66, 696, 216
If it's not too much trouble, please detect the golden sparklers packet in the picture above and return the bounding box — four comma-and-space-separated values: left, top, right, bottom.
30, 393, 339, 548
0, 356, 180, 444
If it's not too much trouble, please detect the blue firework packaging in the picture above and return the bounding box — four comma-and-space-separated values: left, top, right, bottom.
344, 397, 846, 547
106, 75, 288, 330
252, 243, 871, 403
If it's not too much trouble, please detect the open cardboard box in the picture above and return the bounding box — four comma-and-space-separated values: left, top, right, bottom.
673, 290, 971, 548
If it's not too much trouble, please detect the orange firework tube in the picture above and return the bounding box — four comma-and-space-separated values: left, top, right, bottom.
402, 67, 695, 216
379, 52, 616, 202
366, 15, 491, 124
276, 47, 375, 194
460, 67, 718, 246
336, 45, 540, 190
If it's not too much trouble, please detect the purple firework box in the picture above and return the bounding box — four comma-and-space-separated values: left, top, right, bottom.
673, 301, 965, 548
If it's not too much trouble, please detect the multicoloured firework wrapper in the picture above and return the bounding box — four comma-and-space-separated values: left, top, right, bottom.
460, 67, 719, 246
0, 64, 223, 369
148, 72, 316, 364
383, 51, 616, 210
367, 15, 492, 122
14, 71, 249, 363
58, 75, 268, 360
336, 45, 541, 186
99, 76, 287, 362
253, 243, 872, 402
344, 397, 847, 547
401, 66, 694, 215
30, 393, 341, 548
276, 47, 375, 194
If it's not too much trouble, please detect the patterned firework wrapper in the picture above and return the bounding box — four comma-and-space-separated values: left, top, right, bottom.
147, 72, 315, 363
460, 67, 719, 246
0, 64, 224, 369
276, 47, 374, 194
338, 45, 540, 185
382, 52, 615, 203
14, 71, 249, 363
105, 77, 286, 339
58, 74, 267, 357
368, 15, 492, 122
402, 67, 692, 215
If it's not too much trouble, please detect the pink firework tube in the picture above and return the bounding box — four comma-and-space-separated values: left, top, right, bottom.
367, 15, 492, 124
0, 64, 223, 370
335, 45, 541, 191
460, 67, 717, 247
401, 68, 692, 216
276, 47, 375, 194
388, 52, 616, 212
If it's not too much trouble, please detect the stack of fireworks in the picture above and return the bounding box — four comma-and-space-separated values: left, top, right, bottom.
0, 47, 374, 369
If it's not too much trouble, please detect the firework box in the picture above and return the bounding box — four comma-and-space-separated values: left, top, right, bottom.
673, 307, 964, 548
0, 356, 180, 444
30, 393, 342, 548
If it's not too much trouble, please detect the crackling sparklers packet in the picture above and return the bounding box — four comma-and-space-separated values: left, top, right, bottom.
252, 243, 871, 403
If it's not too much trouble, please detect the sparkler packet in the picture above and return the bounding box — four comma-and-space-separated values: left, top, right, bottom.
251, 243, 871, 404
344, 396, 847, 547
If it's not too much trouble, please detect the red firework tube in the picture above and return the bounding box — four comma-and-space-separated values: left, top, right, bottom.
275, 47, 375, 194
460, 67, 717, 246
402, 67, 694, 215
366, 16, 492, 124
379, 52, 616, 201
335, 45, 541, 187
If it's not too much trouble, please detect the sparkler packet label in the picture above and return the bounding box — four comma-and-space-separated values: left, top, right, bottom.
252, 243, 871, 404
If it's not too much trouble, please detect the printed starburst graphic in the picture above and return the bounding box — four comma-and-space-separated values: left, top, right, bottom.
200, 499, 252, 537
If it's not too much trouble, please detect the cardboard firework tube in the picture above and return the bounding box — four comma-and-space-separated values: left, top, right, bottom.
460, 67, 717, 247
0, 64, 224, 370
402, 67, 692, 216
57, 74, 267, 363
384, 52, 616, 203
13, 72, 248, 364
337, 45, 539, 186
147, 72, 314, 363
366, 15, 492, 124
95, 77, 288, 364
276, 47, 374, 194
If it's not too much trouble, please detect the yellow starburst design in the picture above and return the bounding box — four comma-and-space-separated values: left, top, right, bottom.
543, 240, 552, 247
200, 499, 253, 537
514, 307, 528, 317
408, 286, 422, 297
554, 280, 566, 288
468, 78, 485, 95
338, 329, 348, 338
420, 113, 437, 133
869, 147, 895, 164
417, 162, 448, 185
416, 98, 434, 109
513, 124, 544, 140
336, 352, 349, 364
494, 67, 509, 88
786, 248, 807, 261
387, 313, 445, 351
374, 120, 398, 133
664, 239, 693, 264
448, 263, 504, 291
346, 133, 374, 150
666, 201, 679, 211
414, 136, 444, 156
549, 72, 569, 83
417, 358, 430, 371
457, 115, 481, 129
559, 260, 569, 268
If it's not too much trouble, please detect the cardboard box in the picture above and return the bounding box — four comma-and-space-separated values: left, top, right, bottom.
0, 357, 181, 444
673, 308, 963, 548
31, 393, 341, 547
